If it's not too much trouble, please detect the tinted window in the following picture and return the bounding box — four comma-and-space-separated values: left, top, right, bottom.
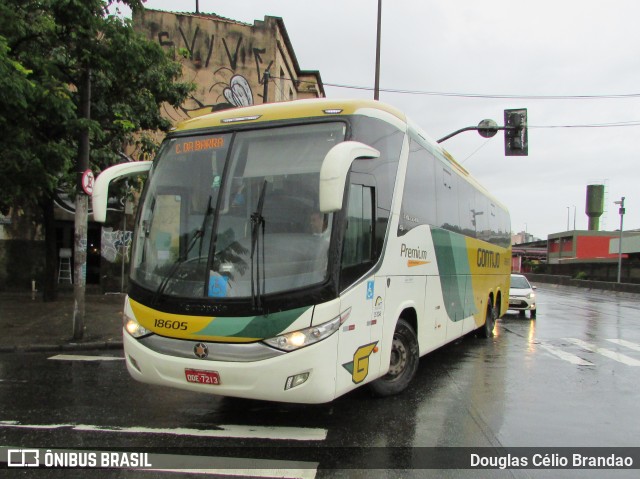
341, 184, 375, 289
349, 116, 403, 212
399, 138, 436, 235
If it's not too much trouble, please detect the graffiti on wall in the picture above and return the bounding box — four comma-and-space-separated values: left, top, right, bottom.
102, 228, 133, 263
156, 25, 274, 120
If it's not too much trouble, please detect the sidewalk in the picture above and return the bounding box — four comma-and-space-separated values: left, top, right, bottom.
0, 290, 125, 353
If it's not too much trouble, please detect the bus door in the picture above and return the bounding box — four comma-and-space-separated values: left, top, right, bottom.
335, 180, 384, 394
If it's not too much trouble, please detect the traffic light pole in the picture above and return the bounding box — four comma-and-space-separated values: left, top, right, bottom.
437, 125, 510, 144
437, 109, 528, 157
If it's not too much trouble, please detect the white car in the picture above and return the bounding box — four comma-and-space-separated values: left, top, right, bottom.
509, 274, 537, 318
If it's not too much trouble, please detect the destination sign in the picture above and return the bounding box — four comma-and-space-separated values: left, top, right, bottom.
175, 136, 224, 155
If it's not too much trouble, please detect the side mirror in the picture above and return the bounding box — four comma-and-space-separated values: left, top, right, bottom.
319, 141, 380, 213
92, 161, 152, 222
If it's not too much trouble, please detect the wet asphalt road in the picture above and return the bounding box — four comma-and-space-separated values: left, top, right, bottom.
1, 285, 639, 478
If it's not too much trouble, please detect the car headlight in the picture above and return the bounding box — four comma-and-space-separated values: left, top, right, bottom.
527, 292, 536, 299
123, 311, 152, 338
263, 308, 350, 352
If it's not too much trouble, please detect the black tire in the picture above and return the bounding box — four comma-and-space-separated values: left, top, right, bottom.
479, 301, 496, 338
530, 309, 537, 319
369, 318, 419, 397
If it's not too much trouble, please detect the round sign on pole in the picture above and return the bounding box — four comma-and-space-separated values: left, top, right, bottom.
477, 119, 499, 138
81, 169, 94, 196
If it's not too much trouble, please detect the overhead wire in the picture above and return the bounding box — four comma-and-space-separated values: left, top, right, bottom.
269, 75, 640, 129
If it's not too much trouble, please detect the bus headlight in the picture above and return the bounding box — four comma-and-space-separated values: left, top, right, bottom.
263, 308, 350, 352
123, 312, 152, 338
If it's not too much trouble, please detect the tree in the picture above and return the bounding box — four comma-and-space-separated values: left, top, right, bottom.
0, 0, 194, 304
0, 3, 76, 215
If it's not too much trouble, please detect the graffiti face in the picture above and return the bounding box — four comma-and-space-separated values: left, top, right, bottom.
223, 75, 253, 107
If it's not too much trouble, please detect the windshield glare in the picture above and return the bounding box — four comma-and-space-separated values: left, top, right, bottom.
131, 122, 346, 299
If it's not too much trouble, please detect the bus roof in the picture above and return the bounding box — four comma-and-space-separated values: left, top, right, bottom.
174, 98, 407, 131
173, 98, 508, 213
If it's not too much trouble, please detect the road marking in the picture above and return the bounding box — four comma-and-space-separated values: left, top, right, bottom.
147, 467, 316, 478
0, 421, 327, 441
48, 355, 124, 362
537, 341, 594, 366
605, 338, 640, 352
565, 338, 640, 366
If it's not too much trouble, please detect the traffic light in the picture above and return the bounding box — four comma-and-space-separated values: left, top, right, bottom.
504, 108, 528, 156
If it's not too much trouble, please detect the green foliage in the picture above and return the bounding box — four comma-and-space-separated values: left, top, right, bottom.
0, 0, 194, 213
574, 271, 588, 280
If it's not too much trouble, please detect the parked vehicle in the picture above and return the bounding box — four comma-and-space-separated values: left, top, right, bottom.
509, 274, 537, 318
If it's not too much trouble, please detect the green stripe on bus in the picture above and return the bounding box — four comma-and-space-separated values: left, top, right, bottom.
431, 228, 476, 322
193, 307, 309, 339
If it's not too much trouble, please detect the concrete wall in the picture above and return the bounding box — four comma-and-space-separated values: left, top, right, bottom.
527, 273, 640, 295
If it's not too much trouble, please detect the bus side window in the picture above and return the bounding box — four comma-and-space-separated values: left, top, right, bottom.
340, 184, 375, 289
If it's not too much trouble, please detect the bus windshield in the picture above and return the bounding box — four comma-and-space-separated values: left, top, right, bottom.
130, 122, 346, 299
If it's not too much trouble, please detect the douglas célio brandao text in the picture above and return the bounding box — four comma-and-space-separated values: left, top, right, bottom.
470, 452, 634, 469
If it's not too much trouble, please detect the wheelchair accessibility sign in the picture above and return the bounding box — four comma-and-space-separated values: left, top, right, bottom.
366, 280, 374, 300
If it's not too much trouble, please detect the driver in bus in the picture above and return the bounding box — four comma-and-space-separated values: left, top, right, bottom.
309, 211, 328, 237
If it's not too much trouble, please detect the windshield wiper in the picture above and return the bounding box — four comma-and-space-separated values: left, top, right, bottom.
152, 196, 213, 305
250, 180, 267, 311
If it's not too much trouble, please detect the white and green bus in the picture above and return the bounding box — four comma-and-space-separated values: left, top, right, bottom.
93, 98, 511, 404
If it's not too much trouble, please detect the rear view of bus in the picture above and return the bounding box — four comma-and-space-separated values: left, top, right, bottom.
93, 99, 510, 403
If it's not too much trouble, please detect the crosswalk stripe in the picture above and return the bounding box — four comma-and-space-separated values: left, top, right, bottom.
564, 338, 640, 366
537, 341, 593, 366
605, 338, 640, 352
147, 468, 317, 478
48, 355, 124, 362
0, 421, 327, 441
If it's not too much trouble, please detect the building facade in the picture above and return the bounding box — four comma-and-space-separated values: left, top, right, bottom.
546, 230, 640, 283
132, 9, 324, 119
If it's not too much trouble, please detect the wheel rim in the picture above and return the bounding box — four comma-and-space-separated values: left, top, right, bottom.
387, 336, 408, 377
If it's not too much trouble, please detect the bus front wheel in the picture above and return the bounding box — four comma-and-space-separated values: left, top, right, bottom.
370, 318, 419, 397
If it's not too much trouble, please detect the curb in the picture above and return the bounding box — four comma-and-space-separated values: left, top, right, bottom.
0, 341, 123, 354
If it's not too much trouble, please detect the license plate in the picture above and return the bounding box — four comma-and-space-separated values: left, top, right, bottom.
185, 369, 220, 385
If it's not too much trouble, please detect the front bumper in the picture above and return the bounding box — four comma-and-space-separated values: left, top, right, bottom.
508, 296, 536, 311
123, 329, 339, 404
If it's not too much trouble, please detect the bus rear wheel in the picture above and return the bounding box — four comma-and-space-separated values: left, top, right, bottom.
370, 318, 419, 397
479, 301, 496, 338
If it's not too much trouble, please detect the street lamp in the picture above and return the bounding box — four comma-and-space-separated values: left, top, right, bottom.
614, 197, 625, 283
374, 0, 382, 100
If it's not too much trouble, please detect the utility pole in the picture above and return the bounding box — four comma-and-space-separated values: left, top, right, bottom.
614, 197, 625, 283
73, 67, 91, 340
374, 0, 382, 100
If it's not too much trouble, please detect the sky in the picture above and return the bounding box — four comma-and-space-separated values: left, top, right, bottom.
118, 0, 640, 239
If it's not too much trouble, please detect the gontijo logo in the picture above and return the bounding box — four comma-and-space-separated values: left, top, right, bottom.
342, 342, 378, 384
477, 248, 501, 269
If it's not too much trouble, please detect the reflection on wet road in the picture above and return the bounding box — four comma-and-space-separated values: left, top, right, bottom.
1, 285, 639, 477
